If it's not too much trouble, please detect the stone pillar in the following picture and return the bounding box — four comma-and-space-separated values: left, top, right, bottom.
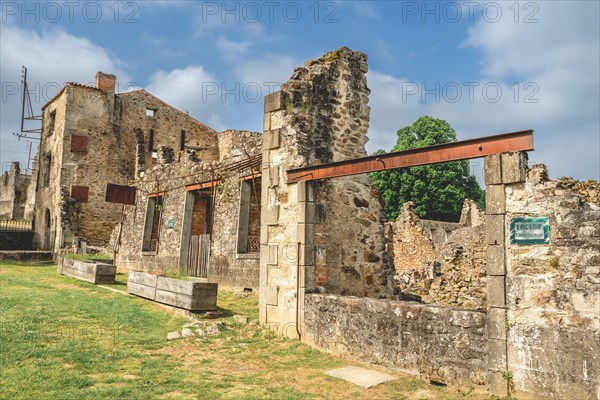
484, 151, 528, 396
259, 90, 305, 338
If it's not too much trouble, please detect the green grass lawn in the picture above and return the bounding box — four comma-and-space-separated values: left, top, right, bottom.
0, 263, 497, 400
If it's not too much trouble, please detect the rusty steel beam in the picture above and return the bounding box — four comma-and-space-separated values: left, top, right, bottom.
287, 129, 534, 183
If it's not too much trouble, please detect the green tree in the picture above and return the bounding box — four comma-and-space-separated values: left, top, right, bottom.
371, 116, 485, 222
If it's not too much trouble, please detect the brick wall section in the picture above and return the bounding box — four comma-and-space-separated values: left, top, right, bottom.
303, 294, 488, 389
391, 200, 487, 310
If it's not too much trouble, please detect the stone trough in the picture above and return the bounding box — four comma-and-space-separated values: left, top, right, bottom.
58, 258, 116, 284
127, 271, 218, 311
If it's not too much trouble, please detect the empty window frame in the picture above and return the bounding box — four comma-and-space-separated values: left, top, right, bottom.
146, 108, 156, 117
47, 111, 56, 135
142, 194, 164, 252
237, 178, 261, 254
42, 153, 51, 188
180, 130, 186, 151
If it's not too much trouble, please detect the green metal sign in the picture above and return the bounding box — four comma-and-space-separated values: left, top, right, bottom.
510, 217, 550, 245
167, 218, 174, 229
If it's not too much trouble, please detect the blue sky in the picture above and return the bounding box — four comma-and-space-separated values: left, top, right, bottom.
1, 1, 599, 183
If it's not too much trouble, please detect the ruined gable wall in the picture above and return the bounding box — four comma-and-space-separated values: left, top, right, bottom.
501, 164, 599, 399
118, 90, 219, 176
283, 48, 394, 298
259, 47, 395, 337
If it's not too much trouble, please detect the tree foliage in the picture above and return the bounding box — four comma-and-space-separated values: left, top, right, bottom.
371, 116, 485, 222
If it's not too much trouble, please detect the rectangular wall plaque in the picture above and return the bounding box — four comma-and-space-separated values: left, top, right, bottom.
510, 217, 550, 245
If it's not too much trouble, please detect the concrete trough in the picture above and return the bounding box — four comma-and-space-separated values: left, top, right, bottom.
127, 270, 218, 311
58, 258, 116, 284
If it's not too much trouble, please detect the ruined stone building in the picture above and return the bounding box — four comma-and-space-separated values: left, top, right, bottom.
254, 48, 598, 399
33, 72, 217, 253
0, 162, 34, 220
12, 47, 599, 399
113, 129, 262, 289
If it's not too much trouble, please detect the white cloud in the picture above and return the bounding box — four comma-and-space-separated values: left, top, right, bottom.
233, 54, 298, 90
366, 2, 600, 181
216, 36, 252, 62
146, 66, 226, 131
0, 25, 130, 167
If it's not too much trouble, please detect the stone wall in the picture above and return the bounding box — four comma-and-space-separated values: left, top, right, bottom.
391, 199, 487, 310
114, 130, 262, 290
259, 47, 396, 336
34, 86, 69, 252
118, 90, 219, 174
499, 163, 599, 399
0, 162, 32, 220
33, 72, 220, 254
303, 294, 488, 388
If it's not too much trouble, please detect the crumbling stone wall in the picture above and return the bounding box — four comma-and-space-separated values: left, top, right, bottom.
114, 130, 262, 289
391, 199, 487, 310
304, 294, 488, 389
209, 130, 262, 288
0, 162, 32, 220
501, 164, 599, 399
289, 48, 394, 298
118, 90, 219, 174
259, 48, 396, 336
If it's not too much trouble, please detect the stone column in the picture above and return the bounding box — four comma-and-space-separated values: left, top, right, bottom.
484, 151, 528, 396
259, 90, 309, 338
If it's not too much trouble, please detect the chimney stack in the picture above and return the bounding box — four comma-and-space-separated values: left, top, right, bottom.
95, 71, 116, 93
